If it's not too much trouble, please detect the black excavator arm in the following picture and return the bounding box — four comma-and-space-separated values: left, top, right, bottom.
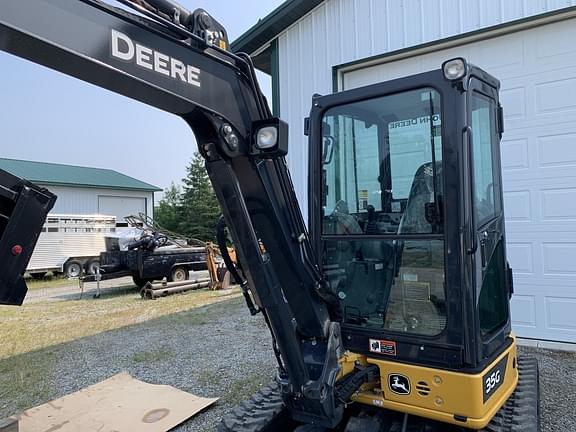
0, 0, 347, 427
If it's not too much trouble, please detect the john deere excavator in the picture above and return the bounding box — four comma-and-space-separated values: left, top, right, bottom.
0, 1, 539, 431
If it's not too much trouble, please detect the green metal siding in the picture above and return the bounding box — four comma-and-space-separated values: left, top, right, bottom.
0, 158, 161, 192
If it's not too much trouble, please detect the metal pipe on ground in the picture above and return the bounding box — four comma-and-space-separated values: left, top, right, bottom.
142, 280, 211, 300
147, 278, 211, 290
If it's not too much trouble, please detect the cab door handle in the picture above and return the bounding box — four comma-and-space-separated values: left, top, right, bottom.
480, 238, 487, 268
463, 126, 477, 254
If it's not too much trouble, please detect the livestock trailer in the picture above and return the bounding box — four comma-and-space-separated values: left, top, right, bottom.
27, 214, 116, 278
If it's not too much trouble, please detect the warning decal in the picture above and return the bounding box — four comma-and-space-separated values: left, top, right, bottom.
369, 338, 397, 356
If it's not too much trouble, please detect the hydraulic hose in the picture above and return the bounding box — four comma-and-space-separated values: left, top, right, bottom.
216, 215, 259, 315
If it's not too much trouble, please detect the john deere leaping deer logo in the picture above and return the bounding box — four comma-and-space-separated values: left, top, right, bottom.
388, 374, 411, 395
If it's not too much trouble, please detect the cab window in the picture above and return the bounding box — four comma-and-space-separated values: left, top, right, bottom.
322, 88, 443, 236
470, 92, 498, 226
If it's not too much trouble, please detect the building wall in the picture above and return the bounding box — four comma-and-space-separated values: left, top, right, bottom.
39, 184, 155, 223
273, 0, 576, 343
276, 0, 576, 216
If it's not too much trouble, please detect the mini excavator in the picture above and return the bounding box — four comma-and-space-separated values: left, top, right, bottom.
0, 1, 539, 431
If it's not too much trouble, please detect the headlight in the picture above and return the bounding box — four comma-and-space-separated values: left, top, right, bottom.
442, 57, 467, 81
256, 126, 278, 149
251, 118, 288, 157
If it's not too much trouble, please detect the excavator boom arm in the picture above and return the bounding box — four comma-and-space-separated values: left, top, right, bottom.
0, 0, 345, 426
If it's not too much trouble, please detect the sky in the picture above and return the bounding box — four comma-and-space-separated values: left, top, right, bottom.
0, 0, 284, 193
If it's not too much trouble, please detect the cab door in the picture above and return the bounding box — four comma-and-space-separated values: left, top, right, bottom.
0, 169, 56, 305
467, 77, 512, 360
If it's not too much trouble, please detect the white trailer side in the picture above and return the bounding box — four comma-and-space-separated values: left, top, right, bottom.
27, 214, 116, 277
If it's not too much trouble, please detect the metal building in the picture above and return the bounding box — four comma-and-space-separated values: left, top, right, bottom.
0, 158, 161, 225
233, 1, 576, 345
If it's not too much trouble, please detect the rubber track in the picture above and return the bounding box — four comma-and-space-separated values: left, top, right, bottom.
218, 382, 289, 432
218, 357, 540, 432
481, 356, 540, 432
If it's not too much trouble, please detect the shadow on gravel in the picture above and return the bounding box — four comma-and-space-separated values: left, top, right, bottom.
53, 284, 138, 302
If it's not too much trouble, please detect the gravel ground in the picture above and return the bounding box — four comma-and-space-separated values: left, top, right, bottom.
1, 295, 574, 431
520, 345, 576, 432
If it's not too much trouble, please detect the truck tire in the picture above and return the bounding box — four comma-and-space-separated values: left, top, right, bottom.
132, 275, 153, 288
168, 266, 189, 282
86, 259, 100, 275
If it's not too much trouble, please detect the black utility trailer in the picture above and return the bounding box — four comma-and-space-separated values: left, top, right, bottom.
90, 247, 207, 287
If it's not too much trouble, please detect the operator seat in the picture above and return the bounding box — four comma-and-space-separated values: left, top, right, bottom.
396, 161, 443, 268
398, 161, 443, 235
395, 161, 446, 332
331, 200, 362, 235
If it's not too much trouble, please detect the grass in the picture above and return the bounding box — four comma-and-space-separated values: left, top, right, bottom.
223, 372, 270, 404
193, 363, 271, 405
24, 275, 70, 290
0, 287, 241, 360
0, 348, 57, 413
130, 347, 174, 364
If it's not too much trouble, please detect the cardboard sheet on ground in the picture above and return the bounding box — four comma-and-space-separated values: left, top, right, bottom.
7, 372, 218, 432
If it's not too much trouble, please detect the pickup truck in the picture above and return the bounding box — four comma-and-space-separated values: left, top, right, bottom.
95, 246, 207, 287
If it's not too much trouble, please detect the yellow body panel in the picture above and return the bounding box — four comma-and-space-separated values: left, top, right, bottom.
340, 340, 518, 429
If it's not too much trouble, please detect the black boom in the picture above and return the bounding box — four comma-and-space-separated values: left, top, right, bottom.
0, 0, 348, 426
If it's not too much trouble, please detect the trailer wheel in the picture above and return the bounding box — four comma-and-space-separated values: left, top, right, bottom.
86, 259, 100, 275
65, 261, 83, 278
168, 266, 189, 282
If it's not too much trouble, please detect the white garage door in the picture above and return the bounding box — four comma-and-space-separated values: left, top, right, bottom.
98, 195, 146, 224
341, 18, 576, 343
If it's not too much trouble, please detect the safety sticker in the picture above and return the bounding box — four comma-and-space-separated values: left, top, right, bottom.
369, 338, 397, 356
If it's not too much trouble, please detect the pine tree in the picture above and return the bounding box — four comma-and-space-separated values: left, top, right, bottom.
154, 182, 182, 233
179, 152, 221, 241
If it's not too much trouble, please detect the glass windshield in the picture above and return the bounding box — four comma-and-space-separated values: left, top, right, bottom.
324, 239, 445, 336
322, 88, 443, 236
320, 88, 446, 337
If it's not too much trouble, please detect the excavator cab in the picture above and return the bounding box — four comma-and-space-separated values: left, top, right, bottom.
307, 58, 533, 429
